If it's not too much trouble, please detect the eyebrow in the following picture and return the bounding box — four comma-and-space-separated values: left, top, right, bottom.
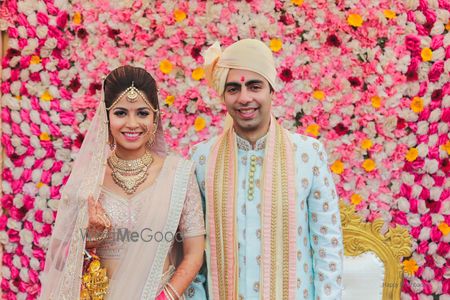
225, 79, 264, 89
112, 107, 151, 111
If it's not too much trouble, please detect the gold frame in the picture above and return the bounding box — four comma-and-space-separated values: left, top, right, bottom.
340, 201, 412, 299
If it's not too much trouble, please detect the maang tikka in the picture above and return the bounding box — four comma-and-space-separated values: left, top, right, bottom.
106, 81, 158, 113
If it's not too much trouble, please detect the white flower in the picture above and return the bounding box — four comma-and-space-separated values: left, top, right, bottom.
418, 227, 431, 240
3, 95, 21, 110
22, 182, 38, 197
9, 56, 21, 68
421, 174, 435, 189
31, 169, 43, 183
2, 181, 12, 194
7, 219, 22, 231
44, 38, 58, 50
443, 95, 450, 108
22, 38, 39, 56
50, 172, 63, 186
19, 229, 34, 245
428, 134, 438, 147
397, 197, 410, 212
433, 254, 446, 267
19, 268, 30, 282
418, 199, 428, 214
13, 195, 24, 208
432, 47, 445, 60
47, 199, 59, 212
36, 25, 48, 39
410, 277, 423, 293
438, 122, 448, 135
417, 143, 429, 157
29, 258, 40, 270
429, 187, 442, 201
2, 265, 11, 280
40, 48, 52, 58
11, 167, 24, 180
43, 209, 54, 224
407, 213, 421, 227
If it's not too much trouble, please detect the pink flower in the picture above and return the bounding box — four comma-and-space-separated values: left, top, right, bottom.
428, 61, 444, 82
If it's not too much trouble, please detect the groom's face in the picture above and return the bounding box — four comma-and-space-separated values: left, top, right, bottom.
223, 69, 273, 138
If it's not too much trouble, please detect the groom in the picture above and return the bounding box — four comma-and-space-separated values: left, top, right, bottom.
191, 39, 343, 299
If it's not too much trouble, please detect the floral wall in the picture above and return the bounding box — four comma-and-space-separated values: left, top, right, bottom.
0, 0, 449, 298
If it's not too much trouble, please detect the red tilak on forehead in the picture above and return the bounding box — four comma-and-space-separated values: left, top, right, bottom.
240, 76, 245, 82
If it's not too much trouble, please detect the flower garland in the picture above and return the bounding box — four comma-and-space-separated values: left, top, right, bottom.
0, 0, 448, 298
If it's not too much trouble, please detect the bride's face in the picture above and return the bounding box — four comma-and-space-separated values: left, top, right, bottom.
108, 94, 156, 159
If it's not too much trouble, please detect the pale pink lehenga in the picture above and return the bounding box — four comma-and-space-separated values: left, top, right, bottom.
97, 155, 205, 298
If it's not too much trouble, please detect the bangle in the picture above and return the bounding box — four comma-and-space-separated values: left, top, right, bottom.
166, 282, 181, 300
163, 286, 175, 300
86, 228, 108, 242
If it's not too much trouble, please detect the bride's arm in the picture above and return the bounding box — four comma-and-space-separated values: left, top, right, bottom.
166, 236, 205, 298
164, 169, 206, 298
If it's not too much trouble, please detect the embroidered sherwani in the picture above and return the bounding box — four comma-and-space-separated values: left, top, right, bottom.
190, 133, 343, 300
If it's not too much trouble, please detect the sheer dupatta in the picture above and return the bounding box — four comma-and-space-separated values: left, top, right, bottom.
39, 100, 109, 299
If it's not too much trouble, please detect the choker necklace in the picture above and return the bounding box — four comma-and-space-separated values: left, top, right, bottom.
107, 150, 154, 195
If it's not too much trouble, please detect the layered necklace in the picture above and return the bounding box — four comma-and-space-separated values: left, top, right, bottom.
107, 150, 154, 195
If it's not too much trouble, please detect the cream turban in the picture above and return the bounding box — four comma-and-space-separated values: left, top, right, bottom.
204, 39, 277, 97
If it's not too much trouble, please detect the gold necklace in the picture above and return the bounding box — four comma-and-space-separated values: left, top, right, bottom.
107, 150, 154, 194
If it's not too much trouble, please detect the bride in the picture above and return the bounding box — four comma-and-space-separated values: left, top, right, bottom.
39, 66, 206, 299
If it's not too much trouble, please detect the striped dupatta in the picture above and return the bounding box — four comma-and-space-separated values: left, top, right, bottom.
205, 117, 297, 299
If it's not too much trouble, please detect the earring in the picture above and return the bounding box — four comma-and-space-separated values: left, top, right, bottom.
146, 123, 158, 149
109, 135, 116, 151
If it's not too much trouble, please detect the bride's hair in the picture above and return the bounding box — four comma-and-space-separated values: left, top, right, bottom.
103, 65, 159, 110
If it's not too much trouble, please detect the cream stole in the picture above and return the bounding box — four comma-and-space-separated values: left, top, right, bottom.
205, 117, 297, 300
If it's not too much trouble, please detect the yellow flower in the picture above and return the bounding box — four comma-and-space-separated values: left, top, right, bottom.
192, 67, 205, 81
351, 194, 363, 205
362, 159, 376, 172
410, 96, 424, 113
446, 20, 450, 31
421, 47, 432, 62
331, 160, 344, 175
440, 140, 450, 155
194, 116, 206, 132
305, 123, 320, 136
39, 132, 51, 141
15, 95, 22, 101
347, 14, 364, 27
438, 222, 450, 236
383, 10, 396, 19
361, 138, 373, 150
73, 12, 82, 25
312, 90, 325, 101
405, 148, 419, 162
165, 95, 175, 106
174, 9, 187, 22
371, 95, 382, 109
30, 55, 41, 65
403, 258, 419, 276
291, 0, 303, 6
41, 90, 53, 101
36, 182, 45, 188
269, 38, 283, 52
159, 59, 173, 74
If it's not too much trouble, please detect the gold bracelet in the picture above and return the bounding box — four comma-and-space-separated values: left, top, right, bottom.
86, 228, 108, 242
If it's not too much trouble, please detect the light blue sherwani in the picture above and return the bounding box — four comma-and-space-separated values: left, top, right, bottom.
190, 133, 343, 300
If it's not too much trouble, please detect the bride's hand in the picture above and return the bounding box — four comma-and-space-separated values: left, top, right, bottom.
86, 195, 111, 247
